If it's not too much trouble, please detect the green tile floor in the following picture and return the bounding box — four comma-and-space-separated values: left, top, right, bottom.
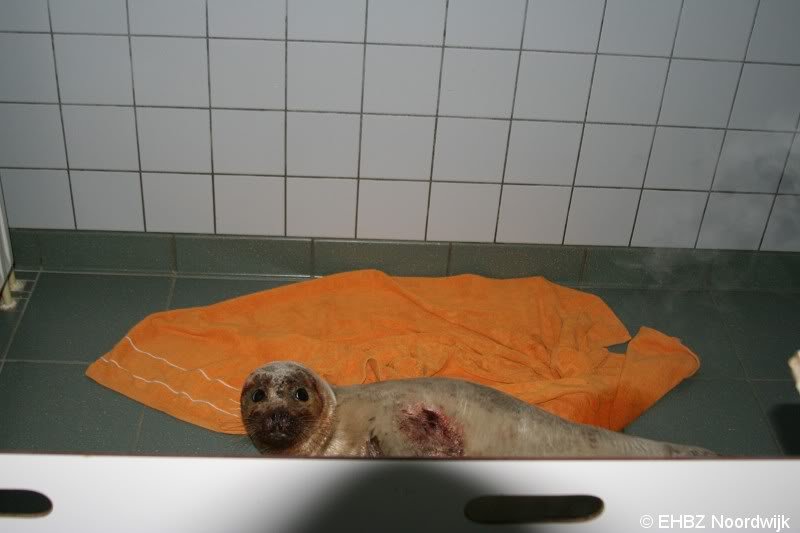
0, 269, 798, 457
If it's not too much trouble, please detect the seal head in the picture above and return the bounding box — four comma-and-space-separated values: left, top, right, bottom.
240, 361, 336, 455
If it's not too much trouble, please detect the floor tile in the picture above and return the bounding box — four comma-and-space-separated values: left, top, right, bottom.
169, 277, 299, 309
0, 306, 22, 357
750, 380, 800, 455
583, 288, 743, 378
712, 291, 800, 379
0, 362, 142, 453
6, 273, 171, 362
135, 409, 259, 457
314, 240, 449, 277
624, 378, 781, 456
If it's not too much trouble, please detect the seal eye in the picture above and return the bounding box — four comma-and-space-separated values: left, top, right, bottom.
294, 388, 309, 402
251, 389, 266, 402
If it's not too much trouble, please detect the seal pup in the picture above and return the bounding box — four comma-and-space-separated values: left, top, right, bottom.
241, 361, 716, 458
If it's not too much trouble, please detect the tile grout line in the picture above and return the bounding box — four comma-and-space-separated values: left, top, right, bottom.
131, 409, 146, 451
744, 377, 786, 454
693, 0, 762, 249
492, 0, 529, 244
757, 112, 800, 250
2, 166, 800, 194
45, 0, 78, 230
205, 0, 217, 234
353, 0, 369, 239
707, 289, 753, 380
627, 0, 685, 247
1, 27, 799, 66
0, 270, 40, 376
423, 0, 449, 242
561, 0, 608, 246
125, 0, 147, 232
164, 274, 177, 309
283, 0, 288, 237
2, 101, 798, 133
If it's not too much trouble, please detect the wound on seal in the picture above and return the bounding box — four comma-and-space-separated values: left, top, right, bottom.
396, 403, 465, 457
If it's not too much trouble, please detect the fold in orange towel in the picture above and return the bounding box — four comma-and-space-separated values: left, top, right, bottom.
86, 270, 699, 434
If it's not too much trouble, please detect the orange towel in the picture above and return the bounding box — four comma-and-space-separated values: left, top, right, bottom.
86, 270, 699, 434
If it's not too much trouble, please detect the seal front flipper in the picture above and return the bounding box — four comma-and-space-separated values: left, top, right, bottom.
394, 403, 465, 458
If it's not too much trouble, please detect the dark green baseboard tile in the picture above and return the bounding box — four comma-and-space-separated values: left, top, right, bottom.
582, 247, 714, 289
314, 240, 449, 276
6, 230, 800, 290
175, 235, 311, 276
449, 243, 585, 283
38, 230, 174, 272
9, 230, 41, 269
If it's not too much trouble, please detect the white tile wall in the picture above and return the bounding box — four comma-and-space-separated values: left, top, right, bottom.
54, 35, 133, 105
564, 187, 640, 246
645, 128, 725, 190
433, 118, 507, 182
696, 193, 773, 250
211, 110, 283, 175
439, 49, 517, 118
208, 0, 285, 39
62, 106, 139, 170
587, 56, 669, 124
0, 34, 58, 103
659, 60, 740, 128
214, 175, 284, 236
287, 42, 362, 112
128, 0, 206, 36
761, 195, 800, 252
523, 0, 604, 53
72, 171, 144, 231
599, 0, 682, 56
729, 64, 800, 131
286, 177, 357, 238
576, 124, 653, 187
360, 115, 434, 180
367, 0, 445, 45
0, 170, 74, 229
209, 40, 284, 109
505, 121, 582, 185
496, 185, 570, 244
357, 180, 429, 240
0, 0, 49, 32
136, 108, 210, 172
0, 0, 797, 252
0, 104, 66, 168
631, 190, 706, 248
288, 0, 365, 42
427, 182, 500, 242
747, 0, 800, 64
782, 137, 800, 193
673, 0, 757, 61
142, 173, 214, 233
287, 112, 359, 177
445, 0, 525, 49
714, 131, 793, 193
363, 45, 440, 115
131, 37, 209, 107
50, 0, 127, 33
514, 52, 594, 121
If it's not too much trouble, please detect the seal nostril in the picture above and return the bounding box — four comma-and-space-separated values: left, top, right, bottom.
294, 388, 309, 402
251, 389, 265, 402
